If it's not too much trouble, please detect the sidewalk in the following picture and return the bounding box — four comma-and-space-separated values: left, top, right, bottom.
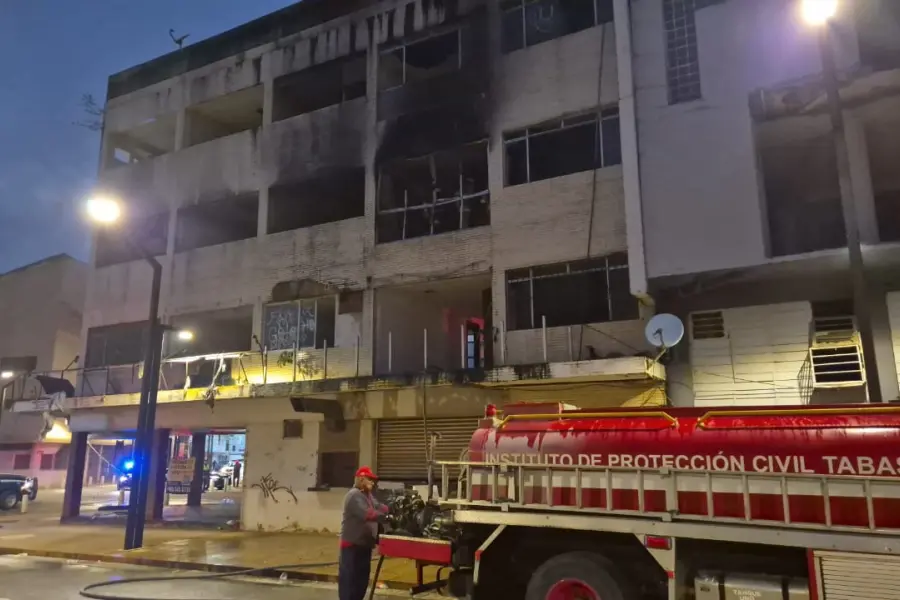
0, 522, 434, 589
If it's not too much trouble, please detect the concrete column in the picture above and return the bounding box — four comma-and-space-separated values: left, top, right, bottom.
145, 429, 171, 522
187, 432, 206, 507
843, 112, 879, 244
868, 286, 900, 402
174, 109, 189, 152
62, 432, 88, 520
358, 419, 374, 468
257, 188, 269, 238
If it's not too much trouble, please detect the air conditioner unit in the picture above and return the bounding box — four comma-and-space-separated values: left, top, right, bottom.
809, 316, 865, 388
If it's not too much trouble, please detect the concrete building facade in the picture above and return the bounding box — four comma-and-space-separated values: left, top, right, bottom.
0, 254, 88, 488
11, 0, 900, 529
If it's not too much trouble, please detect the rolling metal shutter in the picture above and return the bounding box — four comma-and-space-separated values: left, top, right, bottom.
376, 417, 478, 482
817, 551, 900, 600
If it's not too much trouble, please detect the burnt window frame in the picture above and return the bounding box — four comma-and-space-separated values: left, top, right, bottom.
376, 141, 490, 244
506, 253, 638, 330
267, 168, 366, 234
503, 108, 621, 186
174, 194, 260, 253
272, 53, 368, 121
378, 27, 464, 92
501, 0, 614, 53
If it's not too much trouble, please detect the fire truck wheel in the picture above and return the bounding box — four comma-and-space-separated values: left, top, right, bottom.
526, 552, 626, 600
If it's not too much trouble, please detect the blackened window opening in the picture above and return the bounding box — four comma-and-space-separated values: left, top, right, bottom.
379, 29, 462, 91
268, 169, 365, 234
501, 0, 613, 53
175, 194, 259, 252
84, 321, 149, 368
273, 54, 367, 121
504, 109, 620, 186
506, 253, 638, 330
376, 141, 490, 244
95, 212, 169, 268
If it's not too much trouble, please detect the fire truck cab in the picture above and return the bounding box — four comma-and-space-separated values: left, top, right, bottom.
378, 402, 900, 600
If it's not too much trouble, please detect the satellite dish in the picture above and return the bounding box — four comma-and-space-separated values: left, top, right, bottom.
645, 313, 685, 349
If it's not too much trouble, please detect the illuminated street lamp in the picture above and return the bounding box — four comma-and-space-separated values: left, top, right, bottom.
801, 0, 838, 26
85, 195, 122, 225
800, 0, 882, 400
0, 371, 13, 380
176, 329, 195, 342
86, 193, 164, 549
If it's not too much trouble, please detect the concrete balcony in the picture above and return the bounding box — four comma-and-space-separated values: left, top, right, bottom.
101, 128, 260, 209
259, 98, 366, 188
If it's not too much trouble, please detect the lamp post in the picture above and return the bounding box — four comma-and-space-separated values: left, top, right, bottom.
801, 0, 882, 401
86, 194, 163, 549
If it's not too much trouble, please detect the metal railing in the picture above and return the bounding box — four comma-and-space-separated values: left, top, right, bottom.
436, 460, 900, 536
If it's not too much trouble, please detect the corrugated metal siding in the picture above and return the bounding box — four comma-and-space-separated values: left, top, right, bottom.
690, 302, 812, 406
888, 292, 900, 394
819, 552, 900, 600
376, 418, 478, 482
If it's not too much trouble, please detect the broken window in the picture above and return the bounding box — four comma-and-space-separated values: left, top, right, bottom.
378, 29, 462, 91
376, 141, 489, 243
267, 168, 365, 234
504, 109, 620, 186
84, 322, 149, 368
184, 86, 264, 147
502, 0, 613, 53
175, 194, 259, 253
506, 253, 638, 330
263, 296, 337, 351
95, 212, 169, 267
273, 54, 367, 121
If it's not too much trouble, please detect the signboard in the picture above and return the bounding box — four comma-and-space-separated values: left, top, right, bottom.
168, 458, 195, 483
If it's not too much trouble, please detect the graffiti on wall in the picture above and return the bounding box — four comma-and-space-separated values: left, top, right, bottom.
251, 473, 298, 504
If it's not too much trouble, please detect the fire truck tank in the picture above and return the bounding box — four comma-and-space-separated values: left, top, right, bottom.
465, 403, 900, 529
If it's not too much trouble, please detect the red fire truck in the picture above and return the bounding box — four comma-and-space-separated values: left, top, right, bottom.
378, 402, 900, 600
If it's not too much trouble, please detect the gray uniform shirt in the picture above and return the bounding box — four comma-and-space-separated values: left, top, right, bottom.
340, 488, 385, 547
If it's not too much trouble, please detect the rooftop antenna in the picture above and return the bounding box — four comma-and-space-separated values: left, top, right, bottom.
644, 313, 685, 361
169, 29, 190, 49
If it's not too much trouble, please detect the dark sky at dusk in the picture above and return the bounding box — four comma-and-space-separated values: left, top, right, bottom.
0, 0, 296, 273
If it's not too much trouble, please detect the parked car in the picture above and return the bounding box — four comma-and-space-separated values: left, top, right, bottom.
0, 474, 37, 510
117, 462, 213, 493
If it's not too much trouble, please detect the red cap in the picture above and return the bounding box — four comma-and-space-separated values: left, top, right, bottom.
355, 466, 378, 480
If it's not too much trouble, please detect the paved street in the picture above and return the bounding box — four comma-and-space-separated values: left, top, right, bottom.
0, 486, 241, 527
0, 555, 416, 600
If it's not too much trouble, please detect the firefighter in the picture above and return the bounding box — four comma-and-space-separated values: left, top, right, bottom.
338, 466, 388, 600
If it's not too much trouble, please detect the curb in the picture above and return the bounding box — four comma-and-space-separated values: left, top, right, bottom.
0, 547, 411, 590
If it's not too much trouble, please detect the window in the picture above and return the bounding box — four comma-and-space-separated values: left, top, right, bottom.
504, 110, 620, 186
377, 142, 490, 243
283, 420, 304, 439
664, 0, 702, 104
13, 453, 30, 470
320, 451, 359, 488
690, 311, 725, 340
267, 169, 365, 234
506, 253, 638, 330
273, 54, 367, 120
84, 322, 149, 368
39, 453, 54, 471
263, 296, 337, 351
502, 0, 613, 53
175, 194, 259, 253
95, 213, 168, 268
379, 29, 462, 91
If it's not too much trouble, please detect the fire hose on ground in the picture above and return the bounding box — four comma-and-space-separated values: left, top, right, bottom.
78, 555, 388, 600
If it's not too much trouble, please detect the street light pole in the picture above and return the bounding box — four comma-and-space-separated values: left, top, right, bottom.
816, 22, 883, 402
123, 253, 163, 550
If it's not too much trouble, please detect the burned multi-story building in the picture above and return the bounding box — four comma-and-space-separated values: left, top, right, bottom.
10, 0, 900, 529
